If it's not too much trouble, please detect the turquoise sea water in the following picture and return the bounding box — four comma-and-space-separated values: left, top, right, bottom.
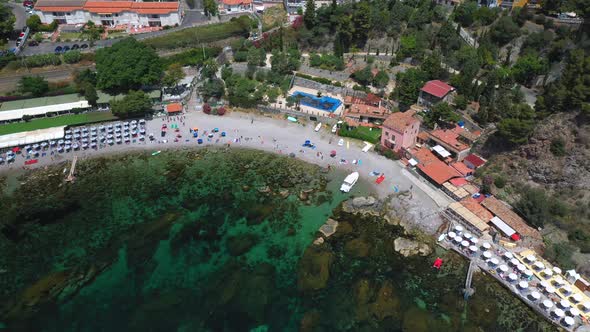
0, 149, 555, 331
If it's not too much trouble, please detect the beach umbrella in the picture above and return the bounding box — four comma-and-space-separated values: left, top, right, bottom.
65, 129, 72, 134
563, 316, 575, 326
553, 308, 564, 318
470, 238, 479, 244
116, 133, 122, 138
553, 267, 562, 275
509, 258, 519, 266
523, 270, 533, 278
543, 269, 553, 278
534, 261, 545, 270
41, 142, 48, 147
139, 119, 145, 124
561, 286, 572, 295
72, 144, 79, 150
99, 125, 105, 131
24, 145, 31, 150
482, 242, 491, 250
32, 144, 39, 150
90, 142, 97, 148
560, 299, 571, 309
49, 140, 56, 146
139, 135, 145, 141
65, 135, 72, 140
529, 291, 541, 301
504, 252, 514, 259
543, 300, 554, 309
489, 258, 499, 266
483, 251, 492, 259
11, 147, 20, 153
453, 236, 462, 243
583, 302, 590, 311
498, 264, 508, 272
82, 144, 88, 149
508, 273, 518, 281
461, 240, 470, 247
469, 245, 478, 252
65, 140, 71, 145
554, 277, 565, 286
517, 264, 526, 272
74, 134, 81, 139
571, 293, 583, 303
525, 255, 536, 262
447, 231, 456, 240
124, 137, 130, 142
108, 140, 114, 145
519, 281, 529, 289
569, 307, 580, 317
454, 225, 464, 233
546, 286, 556, 294
463, 233, 473, 240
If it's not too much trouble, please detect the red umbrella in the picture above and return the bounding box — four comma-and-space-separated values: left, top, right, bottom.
511, 233, 521, 241
12, 147, 20, 153
330, 150, 336, 157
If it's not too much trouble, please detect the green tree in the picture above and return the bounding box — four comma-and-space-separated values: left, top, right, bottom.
19, 76, 49, 97
221, 65, 233, 81
352, 0, 370, 46
203, 0, 218, 16
393, 68, 427, 110
454, 1, 477, 27
247, 47, 265, 67
110, 90, 152, 118
351, 66, 373, 86
270, 49, 299, 75
26, 15, 42, 33
199, 78, 225, 100
201, 58, 218, 79
373, 70, 389, 88
63, 50, 82, 64
0, 4, 15, 41
421, 51, 445, 80
303, 0, 316, 29
95, 38, 162, 92
489, 16, 521, 45
511, 54, 547, 86
423, 102, 460, 128
497, 117, 534, 145
83, 83, 98, 107
163, 63, 185, 86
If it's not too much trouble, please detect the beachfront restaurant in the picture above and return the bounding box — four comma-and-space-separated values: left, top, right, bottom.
0, 126, 66, 149
447, 201, 490, 235
0, 94, 90, 123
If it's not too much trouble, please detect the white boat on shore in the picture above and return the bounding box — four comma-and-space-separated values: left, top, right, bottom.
315, 123, 322, 132
340, 172, 359, 193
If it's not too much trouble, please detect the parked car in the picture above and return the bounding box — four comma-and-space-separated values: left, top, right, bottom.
26, 8, 33, 14
54, 46, 62, 54
71, 44, 79, 50
62, 46, 70, 52
80, 44, 88, 49
23, 1, 34, 7
28, 40, 38, 46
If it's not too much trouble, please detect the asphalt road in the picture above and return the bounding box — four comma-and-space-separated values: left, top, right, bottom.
7, 2, 27, 31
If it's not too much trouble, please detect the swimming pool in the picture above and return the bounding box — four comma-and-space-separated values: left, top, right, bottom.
291, 91, 342, 112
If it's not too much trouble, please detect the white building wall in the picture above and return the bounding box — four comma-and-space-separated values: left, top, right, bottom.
35, 9, 181, 26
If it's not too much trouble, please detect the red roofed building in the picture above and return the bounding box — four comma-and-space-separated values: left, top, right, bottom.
463, 153, 486, 169
451, 162, 474, 177
409, 147, 461, 185
381, 110, 420, 152
219, 0, 252, 14
427, 125, 479, 161
343, 94, 391, 128
34, 0, 182, 26
418, 80, 455, 107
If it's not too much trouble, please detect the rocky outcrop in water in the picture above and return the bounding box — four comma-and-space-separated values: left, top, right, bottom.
393, 237, 432, 257
297, 246, 334, 292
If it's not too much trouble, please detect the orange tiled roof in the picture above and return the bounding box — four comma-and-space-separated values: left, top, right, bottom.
346, 103, 390, 117
428, 125, 470, 152
37, 1, 178, 14
35, 6, 83, 11
411, 147, 461, 185
383, 110, 419, 133
460, 197, 493, 222
451, 162, 473, 176
222, 0, 252, 4
481, 196, 542, 240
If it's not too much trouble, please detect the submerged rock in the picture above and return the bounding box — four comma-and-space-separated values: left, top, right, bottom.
352, 196, 376, 208
227, 233, 259, 256
393, 237, 432, 257
368, 281, 400, 321
297, 247, 334, 292
344, 238, 370, 258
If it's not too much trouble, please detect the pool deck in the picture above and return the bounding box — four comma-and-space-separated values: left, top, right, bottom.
438, 229, 589, 332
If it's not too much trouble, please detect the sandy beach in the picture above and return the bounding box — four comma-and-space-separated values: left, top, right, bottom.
0, 110, 452, 233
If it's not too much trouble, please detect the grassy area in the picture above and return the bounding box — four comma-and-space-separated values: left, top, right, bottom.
262, 6, 287, 32
0, 112, 117, 135
338, 125, 382, 144
143, 16, 254, 49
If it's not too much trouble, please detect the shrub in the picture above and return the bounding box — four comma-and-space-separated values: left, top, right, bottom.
374, 144, 400, 160
203, 103, 211, 114
494, 176, 506, 188
544, 242, 576, 269
550, 137, 566, 156
217, 107, 226, 116
63, 50, 82, 64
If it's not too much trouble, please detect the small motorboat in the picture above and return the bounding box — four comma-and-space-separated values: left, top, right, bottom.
314, 123, 322, 132
331, 124, 338, 133
375, 174, 385, 184
338, 138, 344, 146
151, 151, 161, 156
340, 172, 359, 193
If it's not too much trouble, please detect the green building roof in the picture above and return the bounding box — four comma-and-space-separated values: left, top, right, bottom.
97, 90, 162, 104
0, 94, 86, 112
